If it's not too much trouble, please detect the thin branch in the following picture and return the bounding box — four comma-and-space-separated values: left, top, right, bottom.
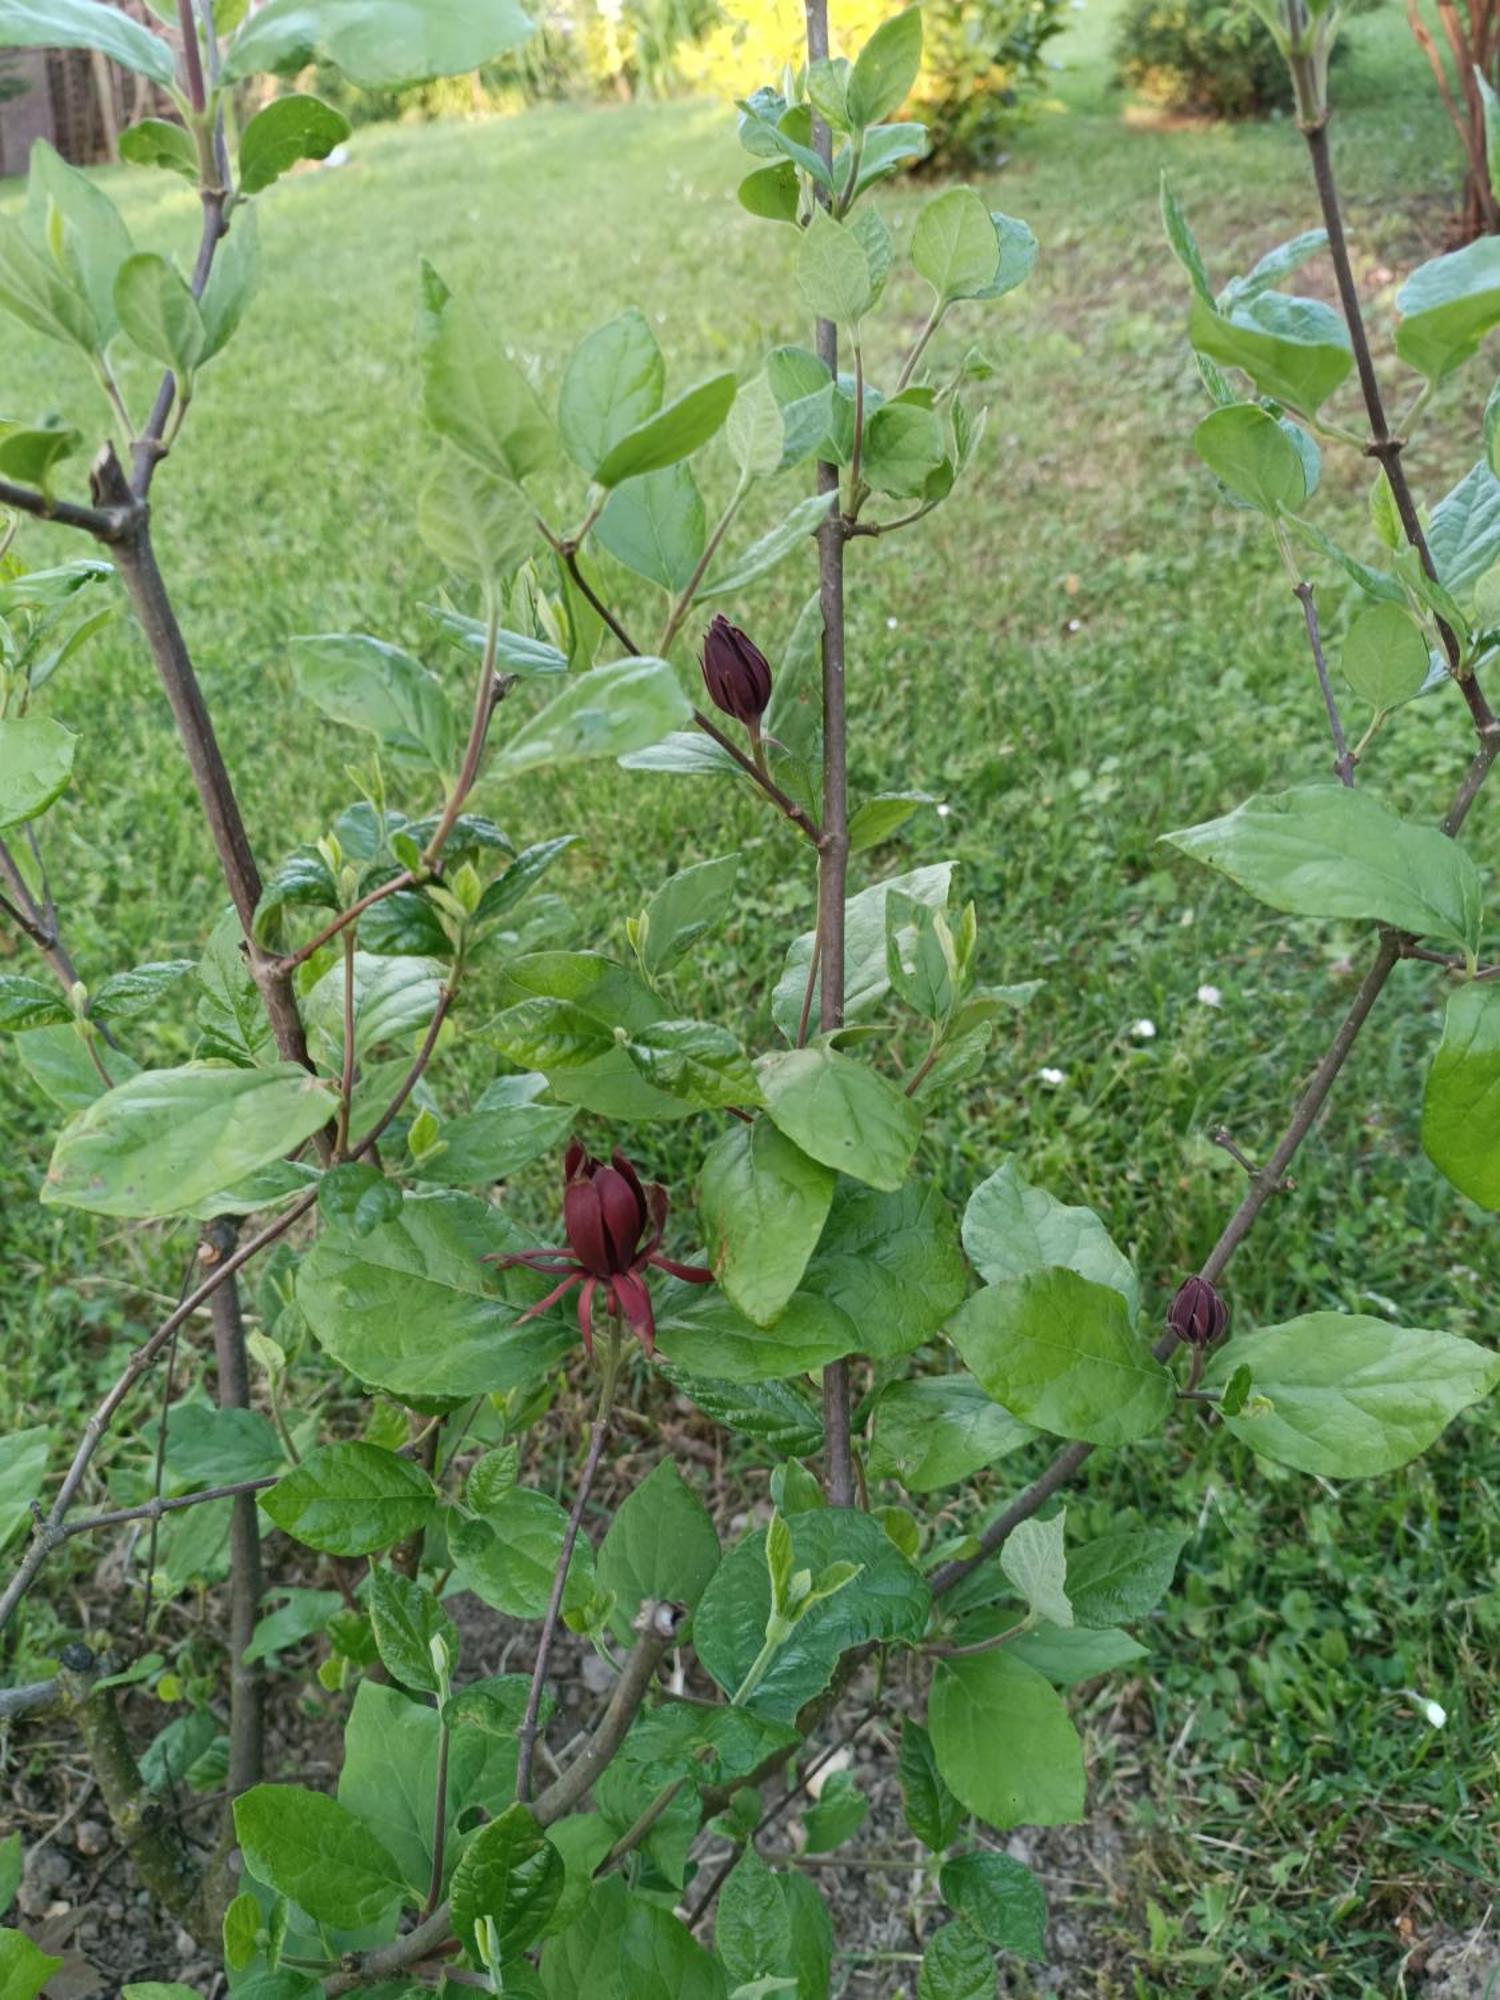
421, 590, 500, 867
657, 483, 746, 654
0, 478, 136, 540
516, 1333, 623, 1801
1292, 579, 1356, 785
275, 871, 415, 975
53, 1474, 279, 1542
349, 986, 453, 1155
1301, 114, 1498, 738
335, 926, 357, 1158
422, 1713, 451, 1918
205, 1217, 266, 1797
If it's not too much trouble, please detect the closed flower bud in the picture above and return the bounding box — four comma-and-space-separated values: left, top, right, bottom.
1167, 1275, 1228, 1347
701, 615, 772, 736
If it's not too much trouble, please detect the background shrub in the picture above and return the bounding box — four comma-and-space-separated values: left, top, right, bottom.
1112, 0, 1299, 117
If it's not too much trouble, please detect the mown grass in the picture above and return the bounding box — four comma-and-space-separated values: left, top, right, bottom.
2, 0, 1498, 1990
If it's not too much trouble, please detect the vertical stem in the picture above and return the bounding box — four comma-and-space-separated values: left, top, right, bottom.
804, 0, 855, 1511
204, 1218, 265, 1798
1301, 114, 1497, 737
515, 1333, 623, 1802
423, 1716, 451, 1916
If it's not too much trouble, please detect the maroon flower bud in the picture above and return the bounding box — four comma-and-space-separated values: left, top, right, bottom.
1167, 1275, 1229, 1347
700, 615, 772, 736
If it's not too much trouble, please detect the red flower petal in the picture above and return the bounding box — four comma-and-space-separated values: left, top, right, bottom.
564, 1179, 612, 1278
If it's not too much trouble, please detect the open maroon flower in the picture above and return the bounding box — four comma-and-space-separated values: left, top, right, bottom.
491, 1142, 711, 1356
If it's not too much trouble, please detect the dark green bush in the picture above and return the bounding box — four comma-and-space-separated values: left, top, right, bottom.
1112, 0, 1299, 117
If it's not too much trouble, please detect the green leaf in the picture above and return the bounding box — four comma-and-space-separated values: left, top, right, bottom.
1008, 1623, 1147, 1685
725, 369, 786, 481
422, 290, 554, 483
299, 1189, 575, 1400
716, 1846, 832, 1998
597, 1459, 719, 1643
1203, 1314, 1500, 1476
596, 465, 706, 594
850, 120, 929, 195
1428, 458, 1500, 598
869, 1374, 1033, 1493
1395, 236, 1500, 380
0, 1426, 49, 1553
0, 975, 71, 1033
560, 309, 664, 474
198, 206, 259, 361
1159, 174, 1212, 304
0, 1832, 20, 1921
919, 1922, 995, 2000
628, 1019, 759, 1109
899, 1718, 963, 1853
89, 958, 192, 1026
224, 0, 536, 89
948, 1268, 1174, 1447
772, 862, 954, 1039
114, 252, 205, 374
0, 1931, 64, 2000
699, 491, 837, 600
1424, 981, 1500, 1204
847, 5, 922, 126
165, 1403, 284, 1487
797, 209, 876, 325
494, 656, 691, 779
738, 161, 800, 223
1193, 403, 1308, 513
1065, 1526, 1187, 1629
0, 424, 79, 490
450, 1804, 562, 1958
695, 1508, 929, 1720
757, 1045, 921, 1193
291, 633, 456, 774
43, 1062, 335, 1219
410, 1073, 573, 1189
697, 1120, 835, 1328
233, 1784, 407, 1928
636, 853, 740, 977
0, 714, 75, 830
0, 0, 175, 83
941, 1851, 1045, 1958
911, 187, 1000, 303
862, 401, 947, 499
659, 1369, 823, 1455
849, 790, 934, 851
929, 1650, 1085, 1831
539, 1875, 726, 1999
239, 94, 350, 194
1340, 600, 1430, 709
1001, 1512, 1072, 1629
343, 1678, 526, 1900
454, 1485, 595, 1620
369, 1566, 456, 1693
594, 374, 737, 488
418, 453, 536, 582
1187, 293, 1352, 411
961, 1157, 1137, 1317
260, 1442, 436, 1557
799, 1177, 965, 1362
1163, 784, 1483, 953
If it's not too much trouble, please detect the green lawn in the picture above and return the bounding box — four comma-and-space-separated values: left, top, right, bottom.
3, 0, 1498, 1990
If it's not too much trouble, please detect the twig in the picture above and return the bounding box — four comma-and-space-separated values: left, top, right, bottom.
52, 1475, 279, 1542
1292, 579, 1356, 784
516, 1332, 624, 1801
0, 478, 136, 540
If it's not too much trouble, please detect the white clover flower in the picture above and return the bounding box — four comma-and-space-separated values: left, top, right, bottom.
1130, 1019, 1157, 1040
1196, 984, 1223, 1008
1039, 1066, 1066, 1086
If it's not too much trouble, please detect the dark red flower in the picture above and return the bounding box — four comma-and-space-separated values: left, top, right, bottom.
701, 616, 772, 736
489, 1142, 711, 1356
1167, 1275, 1229, 1347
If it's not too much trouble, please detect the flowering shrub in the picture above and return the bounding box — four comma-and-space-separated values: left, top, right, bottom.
0, 0, 1498, 1994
